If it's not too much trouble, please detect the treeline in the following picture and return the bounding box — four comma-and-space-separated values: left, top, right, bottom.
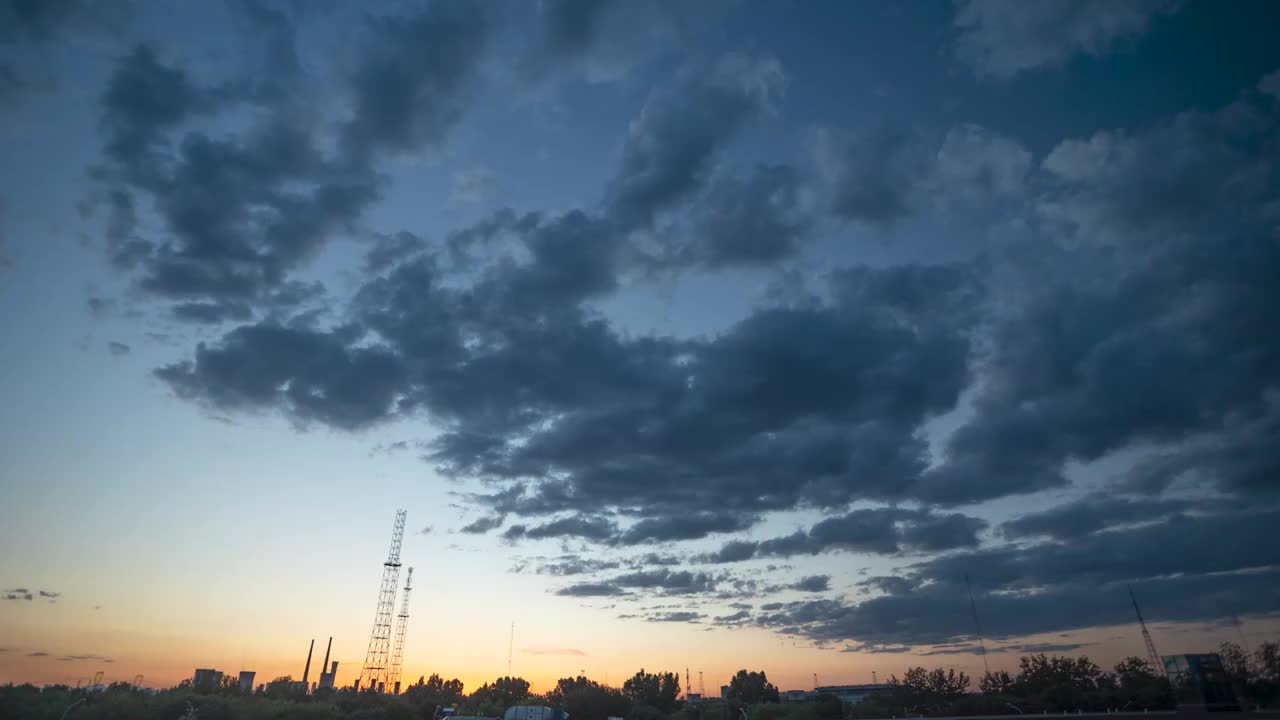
2, 644, 1277, 720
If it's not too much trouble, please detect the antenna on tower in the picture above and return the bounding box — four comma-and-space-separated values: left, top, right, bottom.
813, 673, 818, 691
965, 574, 990, 677
359, 509, 407, 693
389, 567, 414, 694
508, 621, 515, 676
1129, 586, 1165, 676
699, 671, 704, 697
686, 668, 691, 698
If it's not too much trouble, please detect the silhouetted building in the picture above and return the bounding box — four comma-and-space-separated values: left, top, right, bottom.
238, 671, 256, 693
815, 684, 891, 704
192, 669, 223, 692
319, 661, 339, 690
1164, 654, 1239, 711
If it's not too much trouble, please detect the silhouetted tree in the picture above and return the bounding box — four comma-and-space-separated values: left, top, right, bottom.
727, 669, 779, 704
548, 675, 630, 720
622, 669, 681, 712
470, 676, 532, 714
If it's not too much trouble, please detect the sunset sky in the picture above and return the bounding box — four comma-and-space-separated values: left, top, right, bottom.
3, 0, 1280, 696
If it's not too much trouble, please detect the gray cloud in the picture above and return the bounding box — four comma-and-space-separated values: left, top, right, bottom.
555, 582, 629, 597
171, 301, 253, 325
528, 555, 621, 576
605, 54, 784, 230
756, 508, 1280, 647
790, 575, 830, 593
646, 610, 703, 623
27, 651, 47, 657
953, 0, 1178, 78
654, 164, 813, 270
93, 44, 380, 309
460, 514, 506, 534
107, 341, 130, 356
1000, 495, 1192, 541
340, 2, 490, 160
704, 508, 985, 563
156, 323, 407, 431
504, 515, 618, 542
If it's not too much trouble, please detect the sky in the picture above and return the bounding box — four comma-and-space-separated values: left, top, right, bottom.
2, 0, 1280, 696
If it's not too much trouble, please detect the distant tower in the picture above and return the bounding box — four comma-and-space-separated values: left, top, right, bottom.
302, 638, 315, 691
686, 668, 691, 698
359, 509, 407, 692
965, 575, 990, 676
1129, 586, 1165, 675
389, 567, 414, 694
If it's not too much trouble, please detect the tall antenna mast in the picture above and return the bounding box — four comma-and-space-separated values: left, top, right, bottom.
508, 621, 515, 676
965, 574, 990, 676
699, 671, 704, 697
1129, 586, 1164, 676
686, 668, 691, 698
359, 509, 407, 692
389, 567, 414, 694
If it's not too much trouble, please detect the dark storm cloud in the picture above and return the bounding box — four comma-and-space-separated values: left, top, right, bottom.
529, 555, 621, 576
504, 515, 619, 542
365, 231, 428, 273
756, 508, 1280, 647
952, 0, 1178, 78
790, 575, 830, 593
532, 0, 614, 66
605, 54, 784, 229
610, 569, 719, 594
1000, 495, 1191, 541
555, 582, 628, 597
0, 0, 124, 44
618, 511, 758, 545
171, 301, 253, 324
340, 1, 489, 159
654, 164, 813, 269
924, 85, 1280, 506
704, 509, 985, 563
166, 257, 983, 530
155, 324, 406, 430
460, 514, 505, 534
94, 45, 381, 307
647, 611, 703, 623
817, 126, 929, 226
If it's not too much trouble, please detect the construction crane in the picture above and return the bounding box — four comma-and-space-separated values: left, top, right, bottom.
965, 574, 990, 677
389, 567, 414, 694
1129, 586, 1165, 676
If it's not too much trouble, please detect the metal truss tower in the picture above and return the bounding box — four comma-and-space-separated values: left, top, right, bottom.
1129, 586, 1165, 676
359, 509, 406, 692
389, 567, 414, 694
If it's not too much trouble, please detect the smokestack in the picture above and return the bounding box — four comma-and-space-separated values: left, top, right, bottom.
302, 639, 315, 689
321, 637, 332, 678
